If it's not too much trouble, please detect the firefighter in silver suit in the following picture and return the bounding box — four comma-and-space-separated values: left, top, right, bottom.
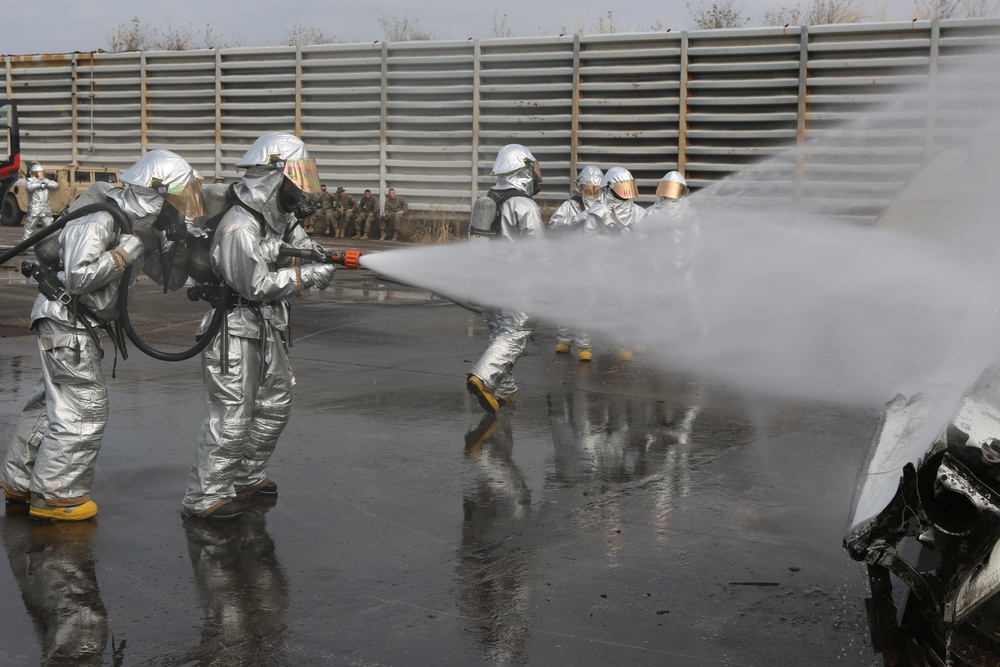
583, 166, 645, 236
181, 132, 334, 521
583, 166, 646, 361
466, 144, 545, 415
20, 163, 59, 242
547, 165, 602, 362
0, 150, 205, 521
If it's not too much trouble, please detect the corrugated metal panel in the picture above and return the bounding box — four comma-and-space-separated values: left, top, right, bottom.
478, 36, 575, 209
2, 19, 999, 224
578, 32, 683, 205
386, 40, 476, 215
300, 43, 383, 199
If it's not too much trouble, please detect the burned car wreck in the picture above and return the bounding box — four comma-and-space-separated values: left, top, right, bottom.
846, 364, 1000, 666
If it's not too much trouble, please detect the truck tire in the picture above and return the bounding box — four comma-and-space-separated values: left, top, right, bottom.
1, 195, 23, 226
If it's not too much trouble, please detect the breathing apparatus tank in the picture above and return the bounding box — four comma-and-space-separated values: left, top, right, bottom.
33, 181, 117, 267
185, 182, 231, 284
468, 195, 498, 242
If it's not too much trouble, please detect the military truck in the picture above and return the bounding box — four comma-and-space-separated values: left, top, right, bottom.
0, 163, 120, 227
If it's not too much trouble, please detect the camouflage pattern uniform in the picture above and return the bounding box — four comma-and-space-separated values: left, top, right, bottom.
313, 188, 336, 236
355, 190, 379, 239
379, 189, 409, 241
332, 188, 357, 238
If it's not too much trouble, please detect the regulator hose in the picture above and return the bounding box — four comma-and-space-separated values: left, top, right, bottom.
0, 199, 230, 362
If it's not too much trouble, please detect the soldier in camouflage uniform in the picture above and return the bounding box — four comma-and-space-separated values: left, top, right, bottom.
355, 189, 379, 240
332, 187, 357, 238
379, 188, 410, 241
314, 184, 337, 236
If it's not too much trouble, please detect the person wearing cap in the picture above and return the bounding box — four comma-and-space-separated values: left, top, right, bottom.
378, 188, 409, 241
331, 186, 357, 238
355, 189, 378, 240
20, 163, 60, 242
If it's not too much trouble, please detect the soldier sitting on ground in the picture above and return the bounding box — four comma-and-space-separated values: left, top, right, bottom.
355, 189, 378, 240
378, 188, 409, 241
332, 187, 357, 238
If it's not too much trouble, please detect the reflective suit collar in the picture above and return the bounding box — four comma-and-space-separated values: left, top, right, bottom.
493, 170, 533, 197
234, 181, 293, 235
106, 187, 158, 222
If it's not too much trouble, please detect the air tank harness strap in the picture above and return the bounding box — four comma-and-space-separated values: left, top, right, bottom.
27, 261, 129, 377
220, 298, 287, 380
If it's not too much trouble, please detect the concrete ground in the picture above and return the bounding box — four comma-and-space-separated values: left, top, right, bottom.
0, 223, 880, 666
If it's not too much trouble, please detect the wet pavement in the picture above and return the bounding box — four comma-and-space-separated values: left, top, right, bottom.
0, 225, 881, 666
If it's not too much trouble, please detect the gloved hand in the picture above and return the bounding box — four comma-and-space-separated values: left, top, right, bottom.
300, 263, 335, 290
110, 234, 143, 268
260, 237, 284, 263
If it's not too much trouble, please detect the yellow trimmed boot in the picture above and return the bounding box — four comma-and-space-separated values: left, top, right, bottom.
555, 342, 570, 354
1, 480, 30, 504
29, 495, 99, 521
466, 374, 503, 415
577, 348, 593, 362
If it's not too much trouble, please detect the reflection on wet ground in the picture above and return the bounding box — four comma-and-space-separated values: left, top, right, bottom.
1, 509, 110, 666
0, 284, 879, 665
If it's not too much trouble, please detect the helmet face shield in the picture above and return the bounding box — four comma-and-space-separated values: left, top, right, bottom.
656, 180, 686, 200
579, 183, 601, 199
161, 179, 206, 218
281, 156, 321, 194
610, 179, 638, 200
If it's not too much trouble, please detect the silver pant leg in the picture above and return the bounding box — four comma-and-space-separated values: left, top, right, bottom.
556, 325, 591, 348
469, 307, 534, 401
183, 330, 292, 513
3, 320, 108, 501
0, 376, 47, 493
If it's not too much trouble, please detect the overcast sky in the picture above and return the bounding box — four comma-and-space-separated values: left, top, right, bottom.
1, 0, 927, 56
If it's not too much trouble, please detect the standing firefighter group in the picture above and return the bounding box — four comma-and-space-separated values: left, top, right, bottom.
1, 133, 336, 521
0, 136, 691, 522
466, 144, 694, 416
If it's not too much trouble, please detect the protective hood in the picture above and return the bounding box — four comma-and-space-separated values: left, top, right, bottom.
119, 149, 205, 218
577, 165, 604, 202
602, 167, 638, 200
491, 143, 542, 197
655, 170, 688, 201
235, 132, 320, 233
493, 168, 538, 197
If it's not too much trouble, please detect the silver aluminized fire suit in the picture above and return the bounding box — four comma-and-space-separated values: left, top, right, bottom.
21, 168, 59, 241
182, 132, 334, 518
547, 165, 603, 353
467, 145, 545, 406
583, 166, 646, 237
1, 151, 202, 515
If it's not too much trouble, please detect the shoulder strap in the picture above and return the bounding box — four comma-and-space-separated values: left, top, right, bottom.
487, 188, 528, 233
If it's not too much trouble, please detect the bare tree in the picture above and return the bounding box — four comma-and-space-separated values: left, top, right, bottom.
107, 16, 244, 51
491, 10, 515, 38
687, 0, 752, 28
806, 0, 866, 23
378, 15, 432, 42
763, 4, 802, 25
107, 17, 153, 52
285, 24, 339, 46
912, 0, 1000, 17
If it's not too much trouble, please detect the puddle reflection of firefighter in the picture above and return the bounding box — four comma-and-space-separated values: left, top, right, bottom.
456, 411, 534, 663
547, 389, 701, 556
1, 508, 110, 666
174, 504, 288, 665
